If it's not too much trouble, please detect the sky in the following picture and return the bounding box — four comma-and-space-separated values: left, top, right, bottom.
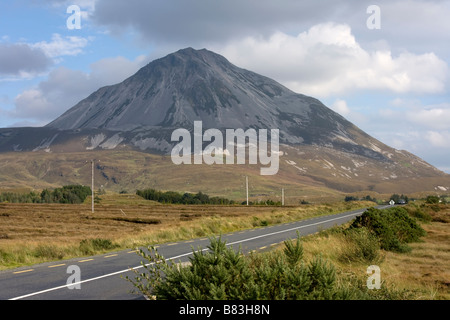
0, 0, 449, 173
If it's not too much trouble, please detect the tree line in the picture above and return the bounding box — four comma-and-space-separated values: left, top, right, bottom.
344, 194, 409, 204
136, 188, 235, 205
0, 185, 91, 204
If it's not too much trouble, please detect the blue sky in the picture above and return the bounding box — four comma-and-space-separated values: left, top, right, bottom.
0, 0, 449, 173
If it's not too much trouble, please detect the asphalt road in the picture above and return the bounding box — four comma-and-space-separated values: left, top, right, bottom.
0, 205, 391, 300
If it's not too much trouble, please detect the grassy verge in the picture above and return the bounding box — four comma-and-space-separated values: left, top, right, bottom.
127, 203, 450, 300
298, 203, 450, 299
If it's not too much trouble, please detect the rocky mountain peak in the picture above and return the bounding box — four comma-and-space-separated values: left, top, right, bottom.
45, 48, 353, 147
0, 48, 448, 193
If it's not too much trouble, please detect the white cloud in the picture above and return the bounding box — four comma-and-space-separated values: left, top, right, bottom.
425, 131, 450, 148
89, 55, 148, 85
389, 98, 422, 108
381, 101, 450, 130
0, 33, 91, 79
31, 33, 91, 59
374, 102, 450, 137
91, 0, 450, 60
406, 104, 450, 130
14, 89, 52, 121
214, 23, 449, 97
331, 99, 351, 116
8, 54, 148, 124
356, 100, 450, 174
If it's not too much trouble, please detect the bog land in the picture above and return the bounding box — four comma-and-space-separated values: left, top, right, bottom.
0, 193, 448, 300
0, 193, 373, 270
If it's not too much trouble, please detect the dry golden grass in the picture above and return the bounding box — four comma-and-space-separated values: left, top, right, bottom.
0, 193, 374, 270
380, 221, 450, 299
298, 204, 450, 300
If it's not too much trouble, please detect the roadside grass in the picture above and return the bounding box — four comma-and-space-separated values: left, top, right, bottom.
297, 203, 450, 300
127, 203, 449, 300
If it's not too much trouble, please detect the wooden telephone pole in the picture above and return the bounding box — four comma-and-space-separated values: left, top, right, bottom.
246, 176, 249, 206
87, 159, 98, 214
91, 160, 94, 213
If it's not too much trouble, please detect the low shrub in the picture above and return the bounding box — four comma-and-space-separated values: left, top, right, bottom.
33, 244, 65, 260
404, 205, 432, 223
340, 227, 382, 264
349, 207, 426, 253
0, 249, 14, 265
126, 234, 372, 300
79, 238, 117, 255
425, 195, 440, 204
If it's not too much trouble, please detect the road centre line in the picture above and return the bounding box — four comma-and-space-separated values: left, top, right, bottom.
13, 269, 34, 275
9, 209, 366, 300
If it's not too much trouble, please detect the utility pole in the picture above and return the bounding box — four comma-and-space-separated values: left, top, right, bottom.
246, 176, 249, 206
91, 159, 94, 213
85, 159, 98, 214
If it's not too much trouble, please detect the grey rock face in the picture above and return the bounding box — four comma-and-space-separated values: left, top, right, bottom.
45, 48, 360, 151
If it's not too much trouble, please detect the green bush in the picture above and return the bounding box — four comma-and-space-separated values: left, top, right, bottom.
425, 195, 440, 204
79, 238, 117, 255
126, 234, 369, 300
43, 185, 92, 204
33, 244, 65, 260
0, 249, 15, 265
349, 207, 426, 253
340, 227, 382, 264
404, 205, 432, 222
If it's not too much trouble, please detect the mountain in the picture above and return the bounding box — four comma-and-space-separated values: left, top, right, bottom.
0, 48, 448, 197
45, 47, 349, 147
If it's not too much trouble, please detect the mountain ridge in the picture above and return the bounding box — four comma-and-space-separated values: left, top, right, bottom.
43, 48, 388, 161
0, 48, 448, 195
